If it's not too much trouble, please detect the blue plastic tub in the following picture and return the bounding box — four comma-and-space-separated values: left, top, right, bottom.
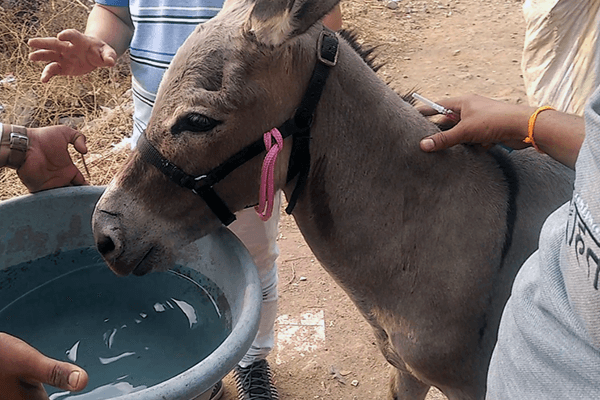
0, 186, 261, 400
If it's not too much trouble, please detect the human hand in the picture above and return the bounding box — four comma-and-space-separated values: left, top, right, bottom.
0, 332, 88, 400
417, 94, 534, 152
17, 125, 88, 193
28, 29, 116, 83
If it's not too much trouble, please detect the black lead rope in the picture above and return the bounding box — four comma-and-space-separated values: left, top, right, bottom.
136, 29, 339, 226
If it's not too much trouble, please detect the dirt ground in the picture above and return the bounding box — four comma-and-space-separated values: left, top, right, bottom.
218, 1, 528, 399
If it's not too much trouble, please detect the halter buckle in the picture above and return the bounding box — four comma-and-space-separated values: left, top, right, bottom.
191, 174, 208, 194
317, 30, 339, 67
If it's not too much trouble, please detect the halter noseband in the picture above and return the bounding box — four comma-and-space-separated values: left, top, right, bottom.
137, 29, 339, 226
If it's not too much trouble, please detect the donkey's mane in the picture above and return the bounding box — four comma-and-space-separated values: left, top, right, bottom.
338, 29, 416, 106
338, 29, 382, 73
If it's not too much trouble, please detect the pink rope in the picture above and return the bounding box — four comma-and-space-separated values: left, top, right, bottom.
255, 128, 284, 221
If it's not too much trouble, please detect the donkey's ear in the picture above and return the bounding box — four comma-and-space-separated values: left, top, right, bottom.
246, 0, 340, 46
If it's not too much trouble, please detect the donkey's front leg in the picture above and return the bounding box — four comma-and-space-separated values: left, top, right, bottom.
388, 367, 430, 400
368, 321, 430, 399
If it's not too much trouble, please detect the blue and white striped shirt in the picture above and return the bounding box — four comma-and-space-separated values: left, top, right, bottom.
96, 0, 224, 146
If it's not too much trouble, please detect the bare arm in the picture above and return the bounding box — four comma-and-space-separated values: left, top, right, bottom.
418, 94, 585, 169
28, 4, 133, 82
528, 108, 585, 168
84, 4, 134, 58
323, 4, 342, 31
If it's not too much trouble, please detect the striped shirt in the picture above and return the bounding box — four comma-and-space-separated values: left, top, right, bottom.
96, 0, 224, 146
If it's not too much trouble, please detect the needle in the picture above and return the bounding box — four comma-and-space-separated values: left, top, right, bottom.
412, 92, 458, 120
413, 93, 513, 152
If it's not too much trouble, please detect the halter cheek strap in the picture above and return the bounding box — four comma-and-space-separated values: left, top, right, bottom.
282, 29, 338, 214
137, 133, 237, 225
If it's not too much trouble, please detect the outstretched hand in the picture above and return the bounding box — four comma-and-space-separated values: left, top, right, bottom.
417, 94, 534, 152
0, 333, 88, 400
28, 29, 116, 83
17, 125, 88, 193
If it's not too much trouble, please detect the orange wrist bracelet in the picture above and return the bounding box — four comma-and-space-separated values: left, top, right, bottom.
524, 105, 554, 153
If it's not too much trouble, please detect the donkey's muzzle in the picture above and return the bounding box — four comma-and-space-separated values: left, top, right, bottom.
92, 209, 128, 275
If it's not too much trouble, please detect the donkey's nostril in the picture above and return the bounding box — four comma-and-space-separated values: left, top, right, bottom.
97, 235, 116, 256
92, 208, 125, 262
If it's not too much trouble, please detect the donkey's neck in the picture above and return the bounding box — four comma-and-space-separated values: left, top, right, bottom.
283, 39, 507, 302
310, 42, 442, 182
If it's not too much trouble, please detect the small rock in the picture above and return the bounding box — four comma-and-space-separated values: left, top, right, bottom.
452, 49, 461, 56
351, 379, 359, 387
385, 0, 399, 9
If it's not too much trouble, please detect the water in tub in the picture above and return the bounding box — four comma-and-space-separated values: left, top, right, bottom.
0, 247, 231, 399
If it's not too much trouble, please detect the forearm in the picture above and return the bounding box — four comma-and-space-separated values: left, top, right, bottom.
510, 106, 585, 169
323, 4, 342, 31
419, 94, 586, 169
534, 110, 584, 169
85, 4, 133, 57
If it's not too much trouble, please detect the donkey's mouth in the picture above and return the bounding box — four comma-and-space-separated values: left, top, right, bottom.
131, 247, 156, 276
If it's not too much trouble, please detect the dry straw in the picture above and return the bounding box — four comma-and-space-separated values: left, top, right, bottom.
0, 0, 133, 200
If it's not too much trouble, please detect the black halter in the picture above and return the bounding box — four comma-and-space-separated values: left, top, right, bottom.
137, 29, 339, 226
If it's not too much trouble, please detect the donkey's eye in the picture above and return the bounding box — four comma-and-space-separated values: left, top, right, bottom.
171, 113, 221, 134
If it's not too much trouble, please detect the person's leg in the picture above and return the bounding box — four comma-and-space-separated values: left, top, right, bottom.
228, 193, 281, 399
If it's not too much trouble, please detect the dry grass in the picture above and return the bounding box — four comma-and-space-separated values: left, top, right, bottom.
0, 0, 133, 200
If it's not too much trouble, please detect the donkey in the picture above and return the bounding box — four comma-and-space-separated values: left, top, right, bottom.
91, 0, 575, 398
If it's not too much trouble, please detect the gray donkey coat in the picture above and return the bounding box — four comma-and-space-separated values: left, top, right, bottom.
92, 0, 575, 398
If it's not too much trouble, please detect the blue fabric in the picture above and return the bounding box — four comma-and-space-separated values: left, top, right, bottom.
486, 87, 600, 399
95, 0, 224, 145
96, 0, 127, 6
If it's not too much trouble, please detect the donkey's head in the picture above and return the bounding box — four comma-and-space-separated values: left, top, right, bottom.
92, 0, 341, 276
